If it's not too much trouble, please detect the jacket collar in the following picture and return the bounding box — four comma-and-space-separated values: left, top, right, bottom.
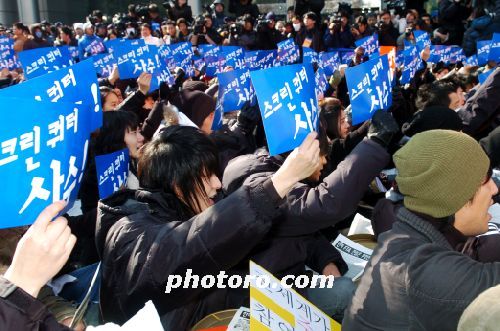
396, 207, 453, 249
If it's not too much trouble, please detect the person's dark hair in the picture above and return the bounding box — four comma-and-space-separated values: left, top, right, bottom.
93, 111, 139, 156
60, 26, 73, 39
304, 12, 318, 22
138, 126, 219, 216
99, 86, 118, 106
141, 23, 152, 32
416, 80, 458, 110
321, 102, 343, 140
13, 22, 24, 30
356, 16, 368, 25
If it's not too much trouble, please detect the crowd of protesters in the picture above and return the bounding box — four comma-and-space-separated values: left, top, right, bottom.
0, 0, 500, 330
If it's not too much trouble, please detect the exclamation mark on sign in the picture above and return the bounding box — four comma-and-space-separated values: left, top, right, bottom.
91, 83, 99, 112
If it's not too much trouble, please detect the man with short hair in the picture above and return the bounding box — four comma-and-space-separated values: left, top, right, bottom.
343, 129, 500, 331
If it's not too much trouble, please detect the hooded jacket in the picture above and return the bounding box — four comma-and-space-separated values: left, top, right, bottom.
96, 179, 283, 329
343, 207, 500, 331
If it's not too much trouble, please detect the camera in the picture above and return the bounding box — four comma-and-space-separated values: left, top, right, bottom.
383, 0, 406, 11
162, 1, 175, 9
193, 16, 206, 35
229, 22, 242, 36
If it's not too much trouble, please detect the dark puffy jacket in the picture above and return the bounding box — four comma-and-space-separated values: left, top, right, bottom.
96, 179, 283, 330
0, 277, 70, 331
228, 0, 260, 18
458, 67, 500, 139
223, 138, 390, 237
167, 4, 193, 24
343, 207, 500, 331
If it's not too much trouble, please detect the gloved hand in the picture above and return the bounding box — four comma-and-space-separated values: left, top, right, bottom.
367, 109, 400, 148
237, 101, 261, 135
159, 67, 185, 101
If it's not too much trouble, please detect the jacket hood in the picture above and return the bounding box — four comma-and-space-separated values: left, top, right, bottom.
222, 152, 283, 195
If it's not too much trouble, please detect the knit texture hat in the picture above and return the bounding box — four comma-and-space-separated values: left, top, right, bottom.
170, 90, 215, 128
394, 130, 490, 218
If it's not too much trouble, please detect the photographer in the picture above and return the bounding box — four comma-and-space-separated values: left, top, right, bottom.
146, 4, 164, 26
439, 0, 471, 46
228, 14, 257, 50
228, 0, 260, 19
189, 16, 217, 46
211, 0, 227, 30
351, 16, 375, 41
256, 12, 285, 50
377, 11, 399, 46
165, 0, 193, 24
397, 24, 415, 50
323, 11, 354, 49
204, 14, 224, 45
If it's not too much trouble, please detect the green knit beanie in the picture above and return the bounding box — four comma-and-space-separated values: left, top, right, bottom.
393, 130, 490, 218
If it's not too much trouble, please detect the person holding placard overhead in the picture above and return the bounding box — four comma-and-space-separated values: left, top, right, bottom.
96, 126, 322, 329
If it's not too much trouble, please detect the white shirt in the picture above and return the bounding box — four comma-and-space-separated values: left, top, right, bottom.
142, 35, 163, 47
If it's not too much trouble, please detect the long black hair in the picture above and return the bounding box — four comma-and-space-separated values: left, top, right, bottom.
93, 111, 139, 156
138, 126, 219, 216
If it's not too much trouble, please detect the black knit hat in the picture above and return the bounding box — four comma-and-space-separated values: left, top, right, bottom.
171, 90, 215, 128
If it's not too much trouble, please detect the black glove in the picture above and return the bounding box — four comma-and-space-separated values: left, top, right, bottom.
159, 67, 185, 101
367, 109, 400, 148
237, 101, 261, 134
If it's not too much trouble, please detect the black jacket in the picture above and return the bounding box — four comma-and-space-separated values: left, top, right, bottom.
458, 67, 500, 139
0, 277, 70, 331
96, 179, 284, 329
223, 138, 390, 237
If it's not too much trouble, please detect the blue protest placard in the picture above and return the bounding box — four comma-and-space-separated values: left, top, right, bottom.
400, 46, 423, 84
0, 97, 92, 229
0, 37, 19, 70
429, 45, 452, 64
250, 63, 318, 156
315, 67, 329, 97
355, 34, 379, 56
244, 50, 277, 71
413, 30, 431, 51
319, 51, 340, 76
277, 38, 300, 65
198, 44, 220, 57
205, 54, 226, 77
158, 44, 175, 70
115, 44, 160, 79
465, 55, 478, 66
193, 54, 205, 71
95, 148, 129, 199
217, 68, 255, 112
302, 47, 318, 64
340, 50, 355, 64
150, 67, 174, 91
222, 46, 246, 69
0, 59, 102, 131
104, 38, 145, 54
81, 38, 106, 59
19, 47, 73, 79
489, 33, 500, 62
345, 55, 393, 125
92, 52, 116, 78
477, 40, 491, 66
479, 70, 494, 85
66, 46, 80, 63
170, 42, 195, 77
449, 46, 466, 63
